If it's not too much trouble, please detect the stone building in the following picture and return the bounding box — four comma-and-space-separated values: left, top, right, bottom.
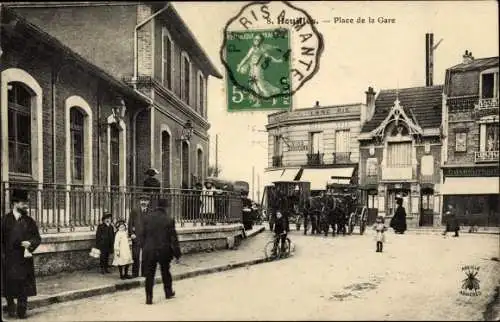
441, 52, 499, 227
264, 102, 362, 192
1, 6, 149, 216
358, 86, 444, 228
7, 1, 222, 188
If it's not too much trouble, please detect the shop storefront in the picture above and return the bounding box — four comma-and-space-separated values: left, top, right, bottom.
441, 166, 499, 227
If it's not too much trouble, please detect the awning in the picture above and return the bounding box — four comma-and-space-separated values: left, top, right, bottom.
299, 167, 355, 190
441, 177, 499, 195
263, 169, 284, 186
281, 168, 301, 181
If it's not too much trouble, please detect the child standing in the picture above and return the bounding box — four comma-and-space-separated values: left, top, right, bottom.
373, 216, 387, 253
95, 213, 115, 274
112, 220, 134, 279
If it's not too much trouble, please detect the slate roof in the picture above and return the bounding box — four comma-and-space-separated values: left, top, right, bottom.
447, 56, 499, 72
361, 85, 444, 133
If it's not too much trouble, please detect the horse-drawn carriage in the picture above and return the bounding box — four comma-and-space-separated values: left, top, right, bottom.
263, 181, 311, 231
326, 183, 367, 235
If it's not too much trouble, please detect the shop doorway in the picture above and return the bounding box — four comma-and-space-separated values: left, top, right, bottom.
420, 187, 434, 226
387, 188, 410, 217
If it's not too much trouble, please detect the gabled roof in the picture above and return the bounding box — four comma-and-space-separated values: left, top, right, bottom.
447, 56, 499, 72
361, 85, 443, 133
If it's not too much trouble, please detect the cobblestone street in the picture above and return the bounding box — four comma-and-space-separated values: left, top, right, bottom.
22, 229, 499, 321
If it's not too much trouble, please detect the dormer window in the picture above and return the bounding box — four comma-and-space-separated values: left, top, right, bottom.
480, 69, 498, 99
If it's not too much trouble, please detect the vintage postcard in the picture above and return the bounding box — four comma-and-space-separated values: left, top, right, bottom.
0, 1, 498, 321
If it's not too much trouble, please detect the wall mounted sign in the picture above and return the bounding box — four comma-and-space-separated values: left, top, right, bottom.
287, 140, 308, 151
443, 166, 499, 177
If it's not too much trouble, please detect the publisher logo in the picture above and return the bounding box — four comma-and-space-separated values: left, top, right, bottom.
460, 265, 481, 296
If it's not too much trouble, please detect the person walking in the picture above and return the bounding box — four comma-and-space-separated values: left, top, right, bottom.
128, 194, 149, 277
443, 204, 460, 237
112, 220, 134, 279
1, 189, 42, 319
141, 198, 181, 305
390, 197, 407, 234
95, 213, 115, 274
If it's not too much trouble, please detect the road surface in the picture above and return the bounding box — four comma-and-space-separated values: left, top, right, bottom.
22, 230, 500, 321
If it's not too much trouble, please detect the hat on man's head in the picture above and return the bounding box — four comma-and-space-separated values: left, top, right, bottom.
138, 193, 150, 200
145, 168, 159, 176
11, 189, 29, 203
102, 213, 112, 221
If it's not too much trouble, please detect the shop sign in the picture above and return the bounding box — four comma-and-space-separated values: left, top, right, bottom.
287, 140, 308, 152
444, 166, 499, 177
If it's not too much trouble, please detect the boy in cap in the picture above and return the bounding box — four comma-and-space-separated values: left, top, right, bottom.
95, 213, 115, 274
2, 189, 41, 319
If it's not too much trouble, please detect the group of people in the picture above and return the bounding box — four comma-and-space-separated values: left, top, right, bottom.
95, 193, 181, 305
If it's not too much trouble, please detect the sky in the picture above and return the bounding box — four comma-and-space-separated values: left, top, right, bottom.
174, 1, 499, 201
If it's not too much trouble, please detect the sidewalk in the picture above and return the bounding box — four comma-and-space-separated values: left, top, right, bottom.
2, 225, 270, 311
406, 227, 499, 235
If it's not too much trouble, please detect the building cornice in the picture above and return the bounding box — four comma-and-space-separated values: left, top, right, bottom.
124, 76, 210, 131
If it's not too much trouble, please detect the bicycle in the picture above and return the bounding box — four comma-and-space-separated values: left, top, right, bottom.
264, 232, 292, 260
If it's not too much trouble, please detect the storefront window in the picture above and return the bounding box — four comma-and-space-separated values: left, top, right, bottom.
443, 194, 499, 227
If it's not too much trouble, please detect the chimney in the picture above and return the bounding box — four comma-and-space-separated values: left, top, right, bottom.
462, 50, 474, 64
425, 33, 434, 86
362, 87, 376, 125
315, 101, 320, 107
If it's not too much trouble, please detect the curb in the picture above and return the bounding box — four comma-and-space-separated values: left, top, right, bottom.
245, 226, 265, 238
3, 257, 271, 311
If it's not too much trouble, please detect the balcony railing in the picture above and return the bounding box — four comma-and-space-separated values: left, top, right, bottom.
332, 152, 352, 164
272, 155, 283, 167
307, 152, 324, 166
475, 97, 499, 110
1, 182, 243, 234
475, 151, 499, 163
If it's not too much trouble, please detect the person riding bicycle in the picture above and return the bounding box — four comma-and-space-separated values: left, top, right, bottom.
273, 210, 289, 256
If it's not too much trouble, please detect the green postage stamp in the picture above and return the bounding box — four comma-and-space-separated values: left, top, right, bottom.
225, 29, 292, 111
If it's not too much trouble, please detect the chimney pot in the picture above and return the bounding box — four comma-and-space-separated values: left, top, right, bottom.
462, 50, 474, 64
315, 101, 320, 107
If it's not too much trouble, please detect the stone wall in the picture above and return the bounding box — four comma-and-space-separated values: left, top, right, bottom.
32, 224, 245, 277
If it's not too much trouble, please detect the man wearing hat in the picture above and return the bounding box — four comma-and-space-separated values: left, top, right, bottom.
1, 189, 41, 319
141, 198, 181, 305
128, 194, 150, 277
143, 168, 161, 193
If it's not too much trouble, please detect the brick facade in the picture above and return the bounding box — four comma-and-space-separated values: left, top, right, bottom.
5, 3, 221, 189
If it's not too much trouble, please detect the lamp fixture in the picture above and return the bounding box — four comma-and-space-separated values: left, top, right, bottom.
179, 120, 193, 142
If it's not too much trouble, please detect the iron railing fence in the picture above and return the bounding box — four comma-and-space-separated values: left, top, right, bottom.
1, 182, 243, 234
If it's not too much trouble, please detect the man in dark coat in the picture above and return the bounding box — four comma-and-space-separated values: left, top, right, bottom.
95, 213, 115, 274
443, 204, 460, 237
128, 194, 150, 277
390, 197, 407, 234
1, 189, 41, 319
141, 198, 181, 305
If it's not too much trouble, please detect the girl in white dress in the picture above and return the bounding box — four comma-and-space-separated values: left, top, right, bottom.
112, 220, 133, 279
373, 216, 387, 253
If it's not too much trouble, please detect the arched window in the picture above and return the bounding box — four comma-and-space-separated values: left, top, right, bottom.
162, 27, 174, 90
181, 52, 191, 105
181, 141, 189, 187
70, 107, 85, 183
161, 130, 171, 188
197, 148, 203, 181
197, 72, 205, 116
110, 123, 120, 187
7, 82, 32, 175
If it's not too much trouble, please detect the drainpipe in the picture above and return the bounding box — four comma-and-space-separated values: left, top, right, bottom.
133, 3, 170, 87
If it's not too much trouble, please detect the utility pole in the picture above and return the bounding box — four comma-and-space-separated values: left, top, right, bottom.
257, 173, 260, 204
215, 134, 218, 177
252, 166, 255, 201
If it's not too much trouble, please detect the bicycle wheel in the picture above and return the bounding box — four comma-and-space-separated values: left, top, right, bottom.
264, 240, 278, 260
281, 238, 292, 258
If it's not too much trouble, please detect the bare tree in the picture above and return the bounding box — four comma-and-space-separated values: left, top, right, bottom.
207, 165, 222, 177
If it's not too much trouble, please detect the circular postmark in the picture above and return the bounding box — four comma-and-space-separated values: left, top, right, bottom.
220, 1, 324, 110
